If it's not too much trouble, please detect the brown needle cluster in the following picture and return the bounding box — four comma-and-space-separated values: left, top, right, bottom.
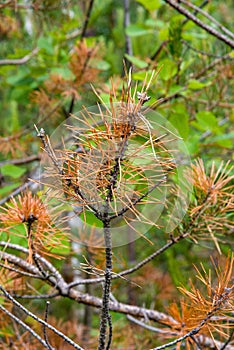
0, 192, 65, 259
167, 253, 234, 349
30, 40, 102, 114
51, 72, 173, 240
188, 159, 234, 251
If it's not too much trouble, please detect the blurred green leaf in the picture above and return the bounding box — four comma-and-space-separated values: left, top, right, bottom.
90, 59, 111, 71
188, 79, 210, 90
125, 54, 148, 68
169, 16, 183, 58
136, 0, 162, 11
38, 37, 54, 55
1, 164, 27, 179
6, 67, 30, 86
126, 24, 152, 37
169, 104, 189, 139
195, 111, 218, 132
0, 183, 21, 197
159, 59, 177, 80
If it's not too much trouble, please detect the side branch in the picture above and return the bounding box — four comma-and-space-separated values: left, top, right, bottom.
164, 0, 234, 48
0, 285, 84, 350
0, 48, 39, 66
0, 303, 51, 349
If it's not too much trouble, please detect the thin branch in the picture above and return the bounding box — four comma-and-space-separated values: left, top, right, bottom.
0, 250, 42, 277
80, 0, 95, 41
0, 285, 84, 350
0, 303, 50, 349
182, 40, 232, 59
0, 261, 42, 279
124, 0, 133, 70
127, 315, 177, 335
152, 287, 234, 350
220, 328, 234, 350
68, 233, 188, 287
0, 176, 38, 206
151, 40, 169, 61
108, 177, 166, 221
1, 242, 232, 349
0, 154, 41, 167
164, 0, 234, 48
0, 48, 39, 66
10, 292, 59, 299
43, 301, 54, 350
66, 29, 81, 40
69, 188, 213, 288
151, 0, 208, 61
182, 0, 208, 25
190, 52, 232, 79
0, 242, 68, 294
62, 93, 76, 119
179, 0, 234, 40
197, 335, 234, 350
36, 127, 62, 173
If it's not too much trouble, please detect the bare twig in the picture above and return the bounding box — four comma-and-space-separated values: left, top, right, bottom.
0, 285, 84, 350
151, 40, 169, 61
179, 0, 234, 40
43, 301, 54, 350
0, 154, 41, 167
152, 286, 234, 350
0, 261, 42, 279
36, 127, 62, 173
69, 188, 213, 288
182, 40, 233, 59
0, 303, 51, 349
0, 48, 39, 66
220, 328, 234, 350
66, 29, 81, 40
182, 0, 208, 25
0, 250, 41, 277
10, 292, 59, 299
1, 242, 232, 349
80, 0, 95, 41
127, 315, 177, 335
190, 52, 232, 79
0, 175, 39, 206
164, 0, 234, 48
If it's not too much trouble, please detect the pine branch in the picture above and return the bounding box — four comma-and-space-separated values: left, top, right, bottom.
179, 0, 234, 40
0, 285, 84, 350
152, 286, 234, 349
1, 242, 232, 349
164, 0, 234, 48
0, 303, 51, 349
43, 301, 54, 350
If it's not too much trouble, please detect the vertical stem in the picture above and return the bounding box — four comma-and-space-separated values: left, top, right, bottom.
127, 228, 136, 305
98, 220, 112, 350
123, 0, 133, 70
80, 0, 95, 41
82, 250, 93, 344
